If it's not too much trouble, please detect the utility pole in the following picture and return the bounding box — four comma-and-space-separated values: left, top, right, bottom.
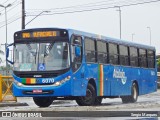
22, 0, 25, 29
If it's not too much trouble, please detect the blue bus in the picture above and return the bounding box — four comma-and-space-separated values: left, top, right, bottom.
7, 28, 157, 107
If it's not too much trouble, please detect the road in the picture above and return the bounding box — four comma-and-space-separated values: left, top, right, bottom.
0, 90, 160, 119
1, 90, 160, 111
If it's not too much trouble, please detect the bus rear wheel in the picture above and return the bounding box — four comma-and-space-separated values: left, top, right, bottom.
121, 82, 138, 103
76, 83, 96, 106
33, 97, 54, 107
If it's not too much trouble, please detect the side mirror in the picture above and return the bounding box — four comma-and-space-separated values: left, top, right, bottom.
75, 46, 81, 57
6, 48, 9, 58
6, 43, 14, 65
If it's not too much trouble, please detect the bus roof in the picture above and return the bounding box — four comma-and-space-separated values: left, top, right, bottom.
67, 28, 155, 51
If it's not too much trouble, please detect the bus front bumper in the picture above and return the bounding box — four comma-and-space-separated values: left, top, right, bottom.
13, 82, 71, 97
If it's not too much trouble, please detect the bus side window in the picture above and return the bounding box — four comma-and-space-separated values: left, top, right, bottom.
108, 43, 119, 65
129, 47, 138, 67
97, 41, 107, 64
119, 45, 129, 66
147, 50, 155, 68
139, 49, 147, 68
85, 38, 96, 63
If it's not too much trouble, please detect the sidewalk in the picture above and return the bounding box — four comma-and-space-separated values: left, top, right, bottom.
0, 101, 28, 107
0, 95, 29, 107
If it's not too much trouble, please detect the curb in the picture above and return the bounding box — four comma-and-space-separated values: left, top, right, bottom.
0, 102, 28, 107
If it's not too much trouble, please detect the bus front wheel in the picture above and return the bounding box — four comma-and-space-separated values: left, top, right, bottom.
121, 82, 138, 103
76, 83, 96, 106
94, 97, 103, 105
33, 97, 54, 107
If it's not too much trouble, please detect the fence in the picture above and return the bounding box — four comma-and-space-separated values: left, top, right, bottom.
0, 70, 12, 76
0, 74, 17, 102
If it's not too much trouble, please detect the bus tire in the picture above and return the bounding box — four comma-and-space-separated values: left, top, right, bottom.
33, 97, 54, 107
121, 82, 138, 103
94, 97, 102, 105
76, 83, 96, 106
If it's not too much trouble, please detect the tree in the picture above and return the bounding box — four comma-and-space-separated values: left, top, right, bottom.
157, 58, 160, 67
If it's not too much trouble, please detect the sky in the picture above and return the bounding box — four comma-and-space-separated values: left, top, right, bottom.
0, 0, 160, 64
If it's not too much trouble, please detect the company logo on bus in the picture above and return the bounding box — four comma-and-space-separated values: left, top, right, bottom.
113, 69, 127, 85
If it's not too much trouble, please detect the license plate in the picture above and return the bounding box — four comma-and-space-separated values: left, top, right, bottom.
33, 89, 42, 93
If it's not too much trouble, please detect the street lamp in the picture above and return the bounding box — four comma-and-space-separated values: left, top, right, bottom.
115, 6, 122, 39
0, 4, 12, 45
25, 11, 50, 26
147, 27, 151, 45
0, 3, 12, 74
132, 33, 135, 41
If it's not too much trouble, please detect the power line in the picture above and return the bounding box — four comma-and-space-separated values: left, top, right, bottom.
26, 0, 160, 11
26, 0, 160, 17
0, 0, 21, 27
26, 1, 117, 15
26, 0, 160, 16
2, 0, 10, 4
26, 0, 114, 11
7, 1, 21, 12
1, 0, 160, 29
0, 2, 21, 17
0, 0, 21, 14
119, 0, 160, 7
0, 12, 21, 25
0, 16, 21, 28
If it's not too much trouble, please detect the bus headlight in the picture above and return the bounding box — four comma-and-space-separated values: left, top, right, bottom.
14, 80, 23, 87
54, 76, 71, 86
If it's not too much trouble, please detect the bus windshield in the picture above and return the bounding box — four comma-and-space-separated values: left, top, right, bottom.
13, 41, 70, 71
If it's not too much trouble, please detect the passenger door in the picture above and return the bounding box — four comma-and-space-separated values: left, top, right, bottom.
71, 35, 85, 96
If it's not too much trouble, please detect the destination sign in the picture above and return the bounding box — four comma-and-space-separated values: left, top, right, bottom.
14, 29, 68, 41
22, 31, 57, 38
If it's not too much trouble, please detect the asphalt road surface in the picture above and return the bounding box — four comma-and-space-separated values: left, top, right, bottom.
0, 90, 160, 119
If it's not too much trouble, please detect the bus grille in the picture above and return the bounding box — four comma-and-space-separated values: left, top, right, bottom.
14, 72, 58, 78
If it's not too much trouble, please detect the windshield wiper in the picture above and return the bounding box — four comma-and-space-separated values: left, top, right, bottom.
44, 42, 54, 57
